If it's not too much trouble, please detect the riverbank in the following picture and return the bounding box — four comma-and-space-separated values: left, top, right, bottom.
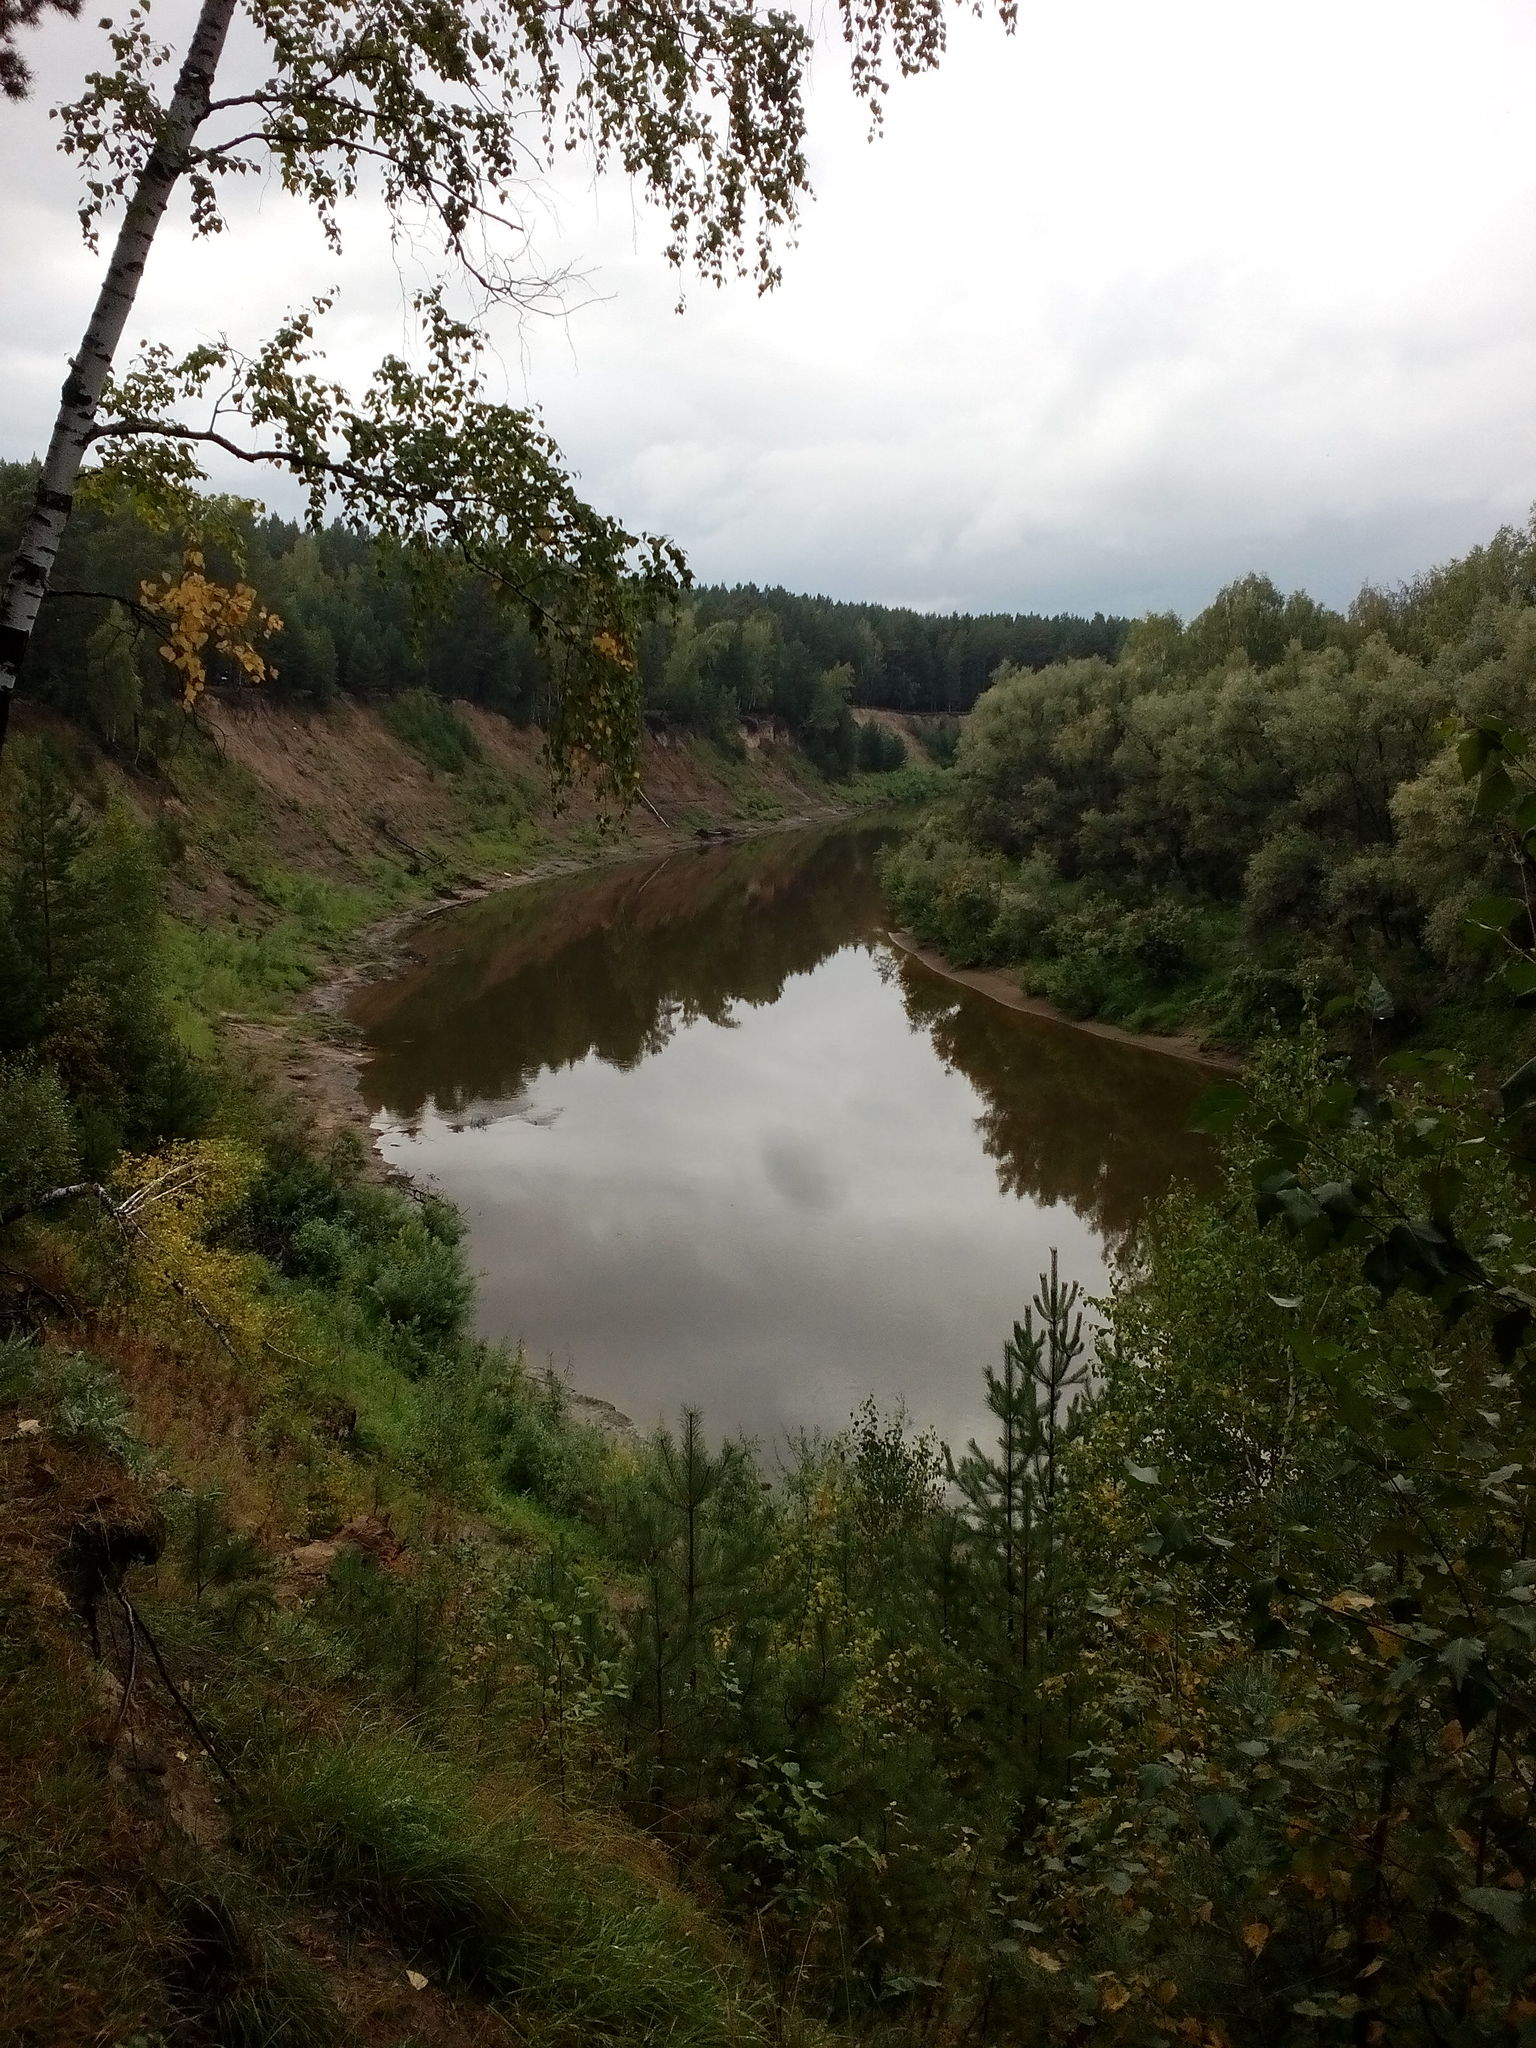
220, 803, 892, 1173
885, 930, 1242, 1073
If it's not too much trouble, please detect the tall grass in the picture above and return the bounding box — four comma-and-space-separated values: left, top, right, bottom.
243, 1735, 760, 2046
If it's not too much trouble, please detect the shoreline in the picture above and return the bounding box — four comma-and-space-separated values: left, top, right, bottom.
225, 800, 860, 1162
884, 930, 1242, 1073
220, 802, 860, 1436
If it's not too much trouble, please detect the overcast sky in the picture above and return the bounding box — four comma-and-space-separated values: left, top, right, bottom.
3, 0, 1535, 617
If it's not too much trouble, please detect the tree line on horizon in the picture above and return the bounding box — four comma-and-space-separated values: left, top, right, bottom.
0, 460, 1125, 775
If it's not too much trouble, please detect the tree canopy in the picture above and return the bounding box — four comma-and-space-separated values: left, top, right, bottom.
0, 0, 1016, 788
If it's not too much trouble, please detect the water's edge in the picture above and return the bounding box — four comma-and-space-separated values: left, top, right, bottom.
232, 810, 858, 1437
885, 931, 1242, 1074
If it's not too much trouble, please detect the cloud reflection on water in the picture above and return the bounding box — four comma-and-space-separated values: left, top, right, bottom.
355, 826, 1213, 1445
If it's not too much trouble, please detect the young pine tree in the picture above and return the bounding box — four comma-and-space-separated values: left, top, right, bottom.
0, 737, 92, 1049
950, 1253, 1094, 1779
615, 1408, 764, 1816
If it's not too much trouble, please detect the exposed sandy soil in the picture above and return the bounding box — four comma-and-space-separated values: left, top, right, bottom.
91, 688, 847, 1165
886, 930, 1242, 1074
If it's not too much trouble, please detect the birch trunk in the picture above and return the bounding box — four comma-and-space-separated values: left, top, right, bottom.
0, 0, 238, 754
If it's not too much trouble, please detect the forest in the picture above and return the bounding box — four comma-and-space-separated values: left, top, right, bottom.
3, 512, 1536, 2044
4, 0, 1536, 2036
881, 530, 1536, 1049
0, 461, 1122, 781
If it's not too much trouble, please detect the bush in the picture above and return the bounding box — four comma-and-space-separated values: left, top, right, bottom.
487, 1362, 615, 1519
380, 688, 482, 774
0, 1058, 78, 1220
856, 721, 908, 773
0, 1341, 144, 1467
369, 1222, 475, 1351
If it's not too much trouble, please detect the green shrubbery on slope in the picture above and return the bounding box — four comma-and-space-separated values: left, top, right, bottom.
8, 541, 1536, 2043
883, 532, 1536, 1050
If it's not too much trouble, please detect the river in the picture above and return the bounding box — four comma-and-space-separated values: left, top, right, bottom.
350, 821, 1217, 1450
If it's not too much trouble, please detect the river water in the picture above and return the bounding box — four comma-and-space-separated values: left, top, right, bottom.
351, 822, 1216, 1449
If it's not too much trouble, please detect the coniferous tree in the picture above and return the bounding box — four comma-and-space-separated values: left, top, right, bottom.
951, 1253, 1094, 1780
0, 738, 92, 1049
616, 1409, 762, 1815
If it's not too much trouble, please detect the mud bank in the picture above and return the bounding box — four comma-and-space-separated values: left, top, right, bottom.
885, 931, 1242, 1074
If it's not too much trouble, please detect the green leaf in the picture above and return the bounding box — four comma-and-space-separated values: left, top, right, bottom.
1125, 1464, 1160, 1487
1194, 1794, 1249, 1847
1465, 894, 1522, 941
1363, 974, 1394, 1022
1462, 1886, 1524, 1935
1501, 1057, 1536, 1116
1503, 958, 1536, 997
1189, 1081, 1247, 1135
1459, 726, 1501, 780
1474, 764, 1518, 819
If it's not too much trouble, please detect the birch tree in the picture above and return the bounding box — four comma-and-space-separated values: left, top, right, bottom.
0, 0, 1013, 794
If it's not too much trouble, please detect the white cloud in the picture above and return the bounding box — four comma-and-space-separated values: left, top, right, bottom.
3, 0, 1534, 614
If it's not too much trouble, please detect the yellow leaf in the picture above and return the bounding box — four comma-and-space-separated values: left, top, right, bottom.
1097, 1974, 1130, 2013
1440, 1720, 1467, 1753
1026, 1948, 1061, 1974
1325, 1589, 1375, 1613
1241, 1921, 1269, 1955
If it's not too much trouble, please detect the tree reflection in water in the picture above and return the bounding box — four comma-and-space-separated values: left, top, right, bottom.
355, 821, 1214, 1253
353, 826, 901, 1126
887, 958, 1216, 1252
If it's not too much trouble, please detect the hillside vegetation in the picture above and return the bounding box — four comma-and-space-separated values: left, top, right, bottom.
5, 522, 1536, 2045
1, 459, 1116, 786
882, 528, 1536, 1052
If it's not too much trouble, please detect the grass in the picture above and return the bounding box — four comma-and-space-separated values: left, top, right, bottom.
829, 761, 951, 810
379, 689, 483, 776
240, 1734, 760, 2046
0, 699, 926, 2048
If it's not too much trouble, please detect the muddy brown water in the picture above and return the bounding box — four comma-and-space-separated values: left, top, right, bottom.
351, 822, 1219, 1449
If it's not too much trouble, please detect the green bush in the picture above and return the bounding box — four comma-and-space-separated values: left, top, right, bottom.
0, 1341, 144, 1467
487, 1363, 615, 1520
0, 1058, 78, 1220
369, 1222, 475, 1350
380, 688, 482, 774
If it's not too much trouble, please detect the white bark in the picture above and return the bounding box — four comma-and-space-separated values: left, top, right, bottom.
0, 0, 238, 748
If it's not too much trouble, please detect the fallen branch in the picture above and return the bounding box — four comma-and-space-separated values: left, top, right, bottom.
118, 1587, 242, 1796
1, 1179, 246, 1366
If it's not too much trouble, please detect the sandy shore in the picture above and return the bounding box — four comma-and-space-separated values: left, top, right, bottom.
884, 931, 1242, 1074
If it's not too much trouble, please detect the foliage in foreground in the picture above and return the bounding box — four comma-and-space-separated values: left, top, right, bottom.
7, 696, 1536, 2043
9, 1002, 1536, 2042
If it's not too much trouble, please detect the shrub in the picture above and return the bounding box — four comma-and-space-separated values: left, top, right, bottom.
0, 1058, 78, 1220
368, 1223, 475, 1351
487, 1362, 615, 1519
0, 1341, 144, 1468
380, 688, 482, 774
